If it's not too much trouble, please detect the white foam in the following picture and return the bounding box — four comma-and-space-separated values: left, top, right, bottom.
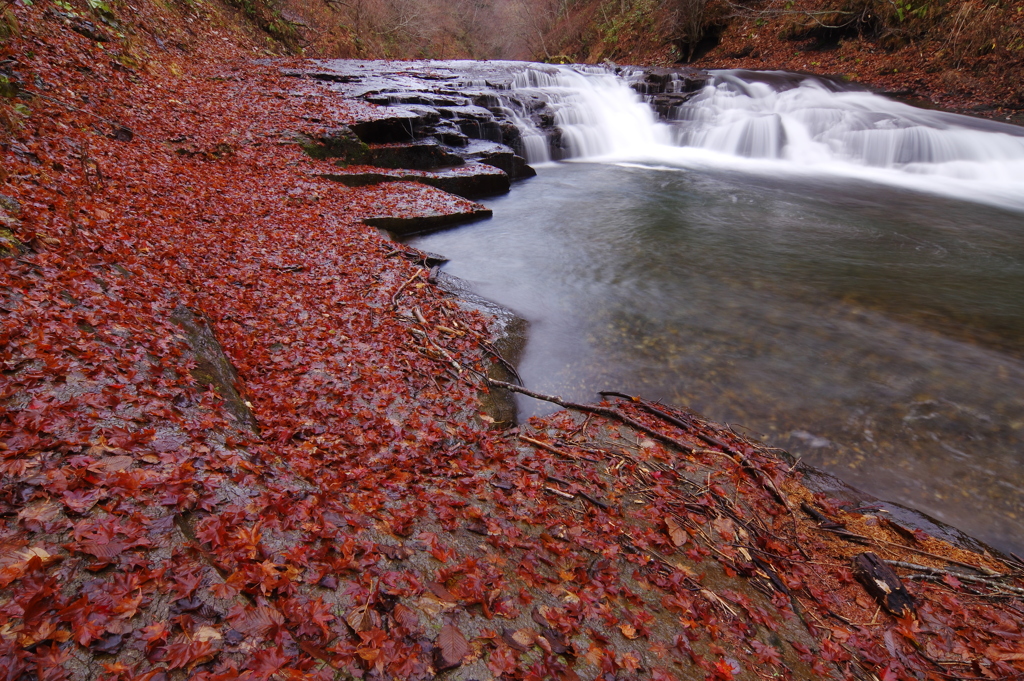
505, 65, 1024, 213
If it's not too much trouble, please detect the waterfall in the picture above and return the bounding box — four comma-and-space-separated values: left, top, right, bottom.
504, 65, 1024, 211
501, 65, 671, 161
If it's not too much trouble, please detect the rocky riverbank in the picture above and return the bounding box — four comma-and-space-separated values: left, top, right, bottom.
3, 2, 1024, 679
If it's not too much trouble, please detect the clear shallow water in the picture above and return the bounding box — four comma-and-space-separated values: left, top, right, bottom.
412, 162, 1024, 556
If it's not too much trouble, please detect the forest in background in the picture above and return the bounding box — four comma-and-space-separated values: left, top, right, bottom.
269, 0, 1023, 112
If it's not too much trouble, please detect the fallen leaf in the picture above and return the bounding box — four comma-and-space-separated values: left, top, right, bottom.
346, 604, 377, 633
88, 455, 135, 472
665, 516, 687, 547
193, 625, 222, 642
435, 623, 469, 669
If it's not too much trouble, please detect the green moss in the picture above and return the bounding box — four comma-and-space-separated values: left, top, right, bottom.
0, 227, 22, 257
0, 5, 18, 43
224, 0, 300, 51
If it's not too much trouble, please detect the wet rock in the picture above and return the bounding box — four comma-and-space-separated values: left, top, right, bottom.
648, 92, 701, 118
399, 104, 442, 126
470, 149, 535, 180
280, 70, 362, 84
365, 141, 465, 171
626, 66, 709, 95
350, 111, 421, 143
320, 162, 509, 199
170, 306, 260, 434
435, 128, 469, 147
295, 126, 370, 164
365, 91, 467, 107
363, 190, 492, 237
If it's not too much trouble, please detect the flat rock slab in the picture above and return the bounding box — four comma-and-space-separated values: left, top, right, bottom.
349, 109, 422, 143
357, 181, 492, 236
366, 141, 465, 170
320, 162, 509, 199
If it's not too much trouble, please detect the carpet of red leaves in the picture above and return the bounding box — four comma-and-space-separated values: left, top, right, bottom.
3, 1, 1024, 680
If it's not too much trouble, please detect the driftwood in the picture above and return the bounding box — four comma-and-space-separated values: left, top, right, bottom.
852, 551, 915, 617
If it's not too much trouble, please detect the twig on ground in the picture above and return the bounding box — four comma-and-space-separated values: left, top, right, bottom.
390, 268, 424, 307
487, 379, 700, 455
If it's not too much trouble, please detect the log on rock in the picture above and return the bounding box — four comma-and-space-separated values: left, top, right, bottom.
852, 551, 915, 617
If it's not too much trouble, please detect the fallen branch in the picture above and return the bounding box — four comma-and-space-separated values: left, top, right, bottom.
519, 434, 577, 460
486, 379, 699, 455
391, 268, 424, 307
852, 552, 915, 617
886, 560, 1024, 595
601, 391, 791, 510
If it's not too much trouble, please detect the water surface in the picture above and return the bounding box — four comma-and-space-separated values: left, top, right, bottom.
412, 162, 1024, 556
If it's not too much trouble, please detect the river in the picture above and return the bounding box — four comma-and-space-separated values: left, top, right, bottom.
408, 66, 1024, 556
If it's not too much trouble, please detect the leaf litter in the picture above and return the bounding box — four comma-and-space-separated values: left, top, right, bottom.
1, 1, 1024, 680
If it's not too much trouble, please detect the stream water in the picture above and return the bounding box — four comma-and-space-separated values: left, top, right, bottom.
408, 66, 1024, 556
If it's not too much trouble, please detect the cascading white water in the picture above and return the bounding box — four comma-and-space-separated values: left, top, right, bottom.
504, 65, 670, 161
676, 71, 1024, 176
505, 65, 1024, 211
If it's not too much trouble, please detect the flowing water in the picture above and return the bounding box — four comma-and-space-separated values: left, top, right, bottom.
409, 66, 1024, 555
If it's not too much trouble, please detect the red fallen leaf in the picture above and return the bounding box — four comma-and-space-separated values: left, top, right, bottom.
90, 633, 124, 655
435, 623, 469, 669
711, 516, 736, 543
943, 573, 963, 589
665, 516, 687, 547
17, 500, 63, 531
345, 604, 379, 633
228, 605, 286, 638
750, 640, 782, 666
163, 639, 216, 671
502, 627, 534, 651
487, 644, 518, 677
392, 603, 419, 631
556, 666, 581, 681
425, 580, 458, 603
248, 645, 290, 676
618, 652, 642, 673
377, 544, 411, 560
77, 538, 128, 561
62, 488, 105, 514
985, 646, 1024, 661
87, 455, 134, 472
708, 658, 737, 681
